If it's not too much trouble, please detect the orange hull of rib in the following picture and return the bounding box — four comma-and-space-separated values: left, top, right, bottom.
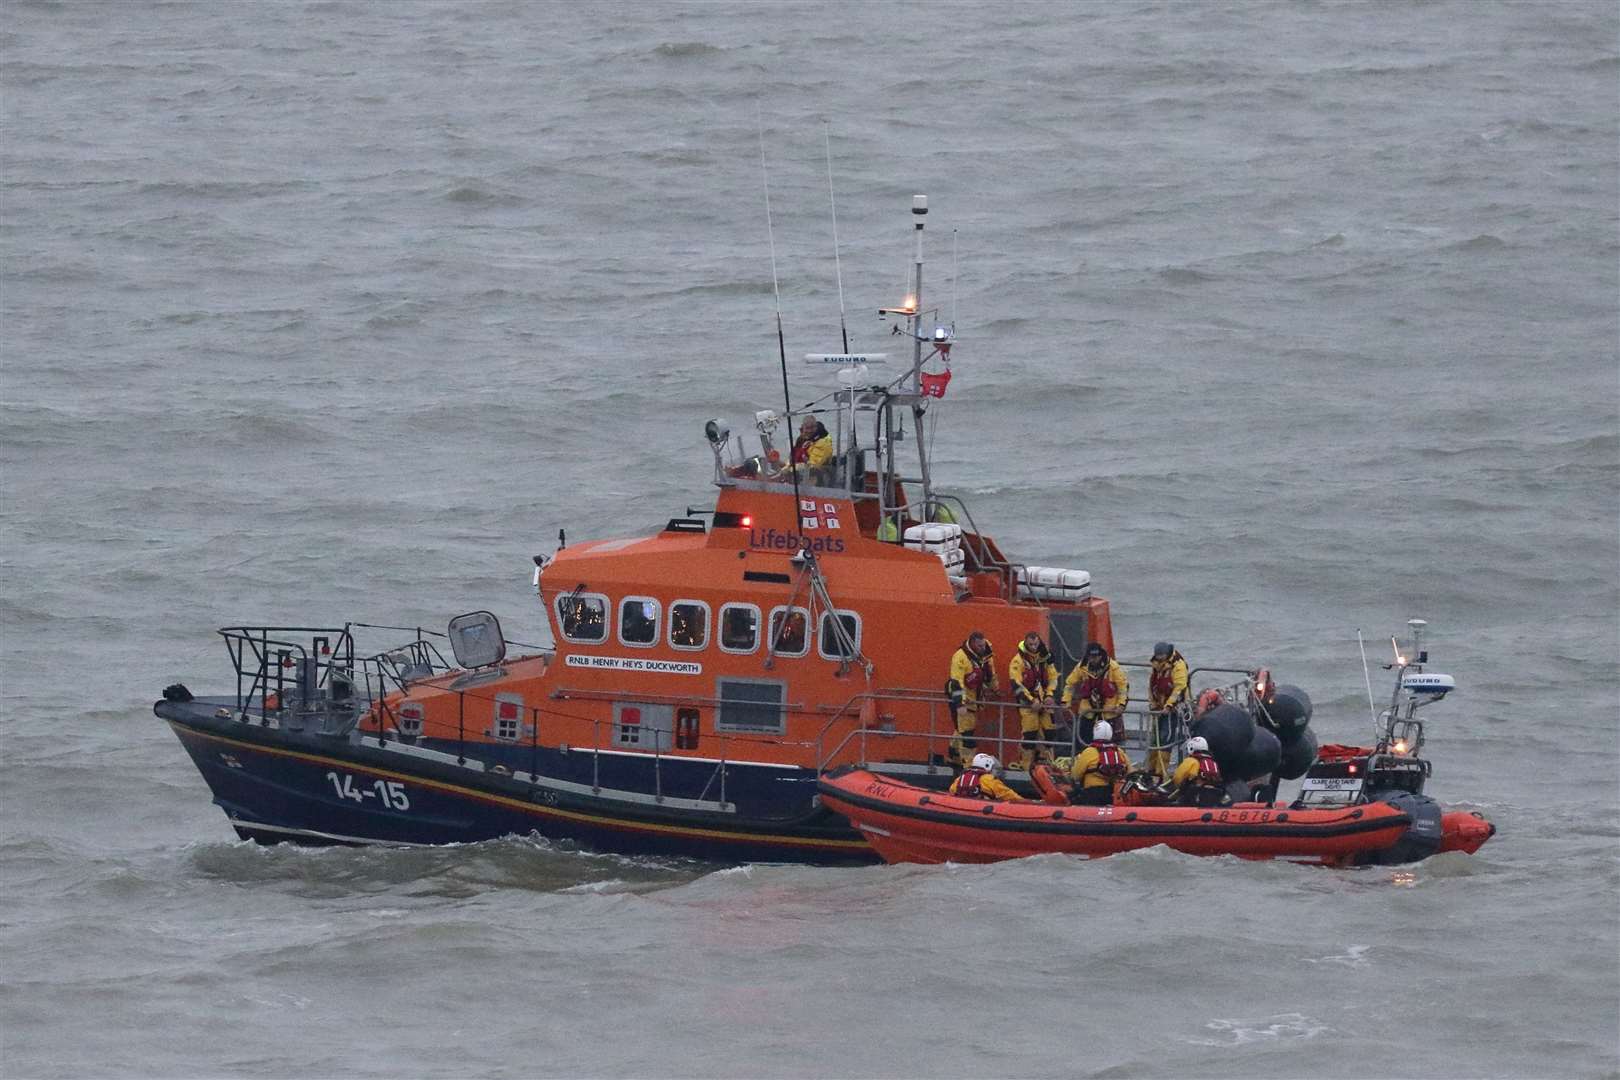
817, 768, 1415, 866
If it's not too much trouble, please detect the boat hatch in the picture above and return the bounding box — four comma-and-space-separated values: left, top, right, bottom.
614, 702, 673, 751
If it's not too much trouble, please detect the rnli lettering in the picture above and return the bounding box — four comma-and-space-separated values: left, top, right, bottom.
563, 654, 703, 675
748, 527, 847, 554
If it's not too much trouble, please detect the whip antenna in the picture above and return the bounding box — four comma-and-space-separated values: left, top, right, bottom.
756, 106, 808, 525
951, 228, 959, 331
1356, 629, 1379, 732
824, 121, 849, 353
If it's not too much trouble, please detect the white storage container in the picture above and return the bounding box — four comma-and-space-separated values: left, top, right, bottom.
904, 522, 963, 546
1014, 565, 1092, 602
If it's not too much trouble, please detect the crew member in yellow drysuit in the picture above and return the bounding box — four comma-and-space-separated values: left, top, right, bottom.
1167, 736, 1227, 807
1068, 721, 1133, 805
1009, 632, 1059, 770
946, 631, 996, 767
1063, 642, 1129, 743
948, 753, 1027, 802
1146, 641, 1189, 779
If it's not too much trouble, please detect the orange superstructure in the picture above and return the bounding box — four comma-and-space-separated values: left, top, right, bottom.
362, 478, 1114, 776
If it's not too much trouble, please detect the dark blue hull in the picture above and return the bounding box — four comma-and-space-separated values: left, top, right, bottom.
158, 699, 876, 865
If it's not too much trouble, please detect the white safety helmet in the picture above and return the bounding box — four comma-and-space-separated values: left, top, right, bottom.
1093, 721, 1113, 742
971, 753, 998, 772
1187, 736, 1210, 754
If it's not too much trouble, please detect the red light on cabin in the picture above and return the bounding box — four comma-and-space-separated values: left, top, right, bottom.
1348, 764, 1358, 775
740, 515, 753, 527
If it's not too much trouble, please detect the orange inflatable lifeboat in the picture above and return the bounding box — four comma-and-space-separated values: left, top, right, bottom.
818, 766, 1444, 867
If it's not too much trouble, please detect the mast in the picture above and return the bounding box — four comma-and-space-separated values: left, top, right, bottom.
909, 195, 935, 512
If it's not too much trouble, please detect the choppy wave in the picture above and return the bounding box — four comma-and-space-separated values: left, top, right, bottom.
3, 0, 1617, 1076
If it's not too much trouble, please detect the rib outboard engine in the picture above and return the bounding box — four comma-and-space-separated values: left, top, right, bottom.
1357, 789, 1444, 864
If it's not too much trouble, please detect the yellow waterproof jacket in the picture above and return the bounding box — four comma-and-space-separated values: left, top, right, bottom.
1148, 654, 1189, 710
1171, 752, 1221, 788
1070, 742, 1134, 789
948, 768, 1026, 802
1009, 643, 1058, 706
793, 435, 834, 474
1063, 659, 1129, 716
948, 641, 997, 702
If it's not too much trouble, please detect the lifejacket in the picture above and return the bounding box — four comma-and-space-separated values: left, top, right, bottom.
1189, 752, 1222, 785
1017, 646, 1053, 700
954, 767, 988, 798
1149, 653, 1186, 708
960, 643, 994, 693
1088, 740, 1128, 780
1075, 670, 1117, 707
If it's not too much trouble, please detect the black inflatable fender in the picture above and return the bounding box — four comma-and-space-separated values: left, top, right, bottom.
1238, 726, 1282, 782
1192, 703, 1254, 768
1274, 728, 1319, 781
1260, 683, 1313, 745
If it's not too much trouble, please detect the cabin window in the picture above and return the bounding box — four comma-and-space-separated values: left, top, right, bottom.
768, 606, 810, 657
719, 604, 760, 654
669, 600, 710, 651
716, 678, 786, 735
618, 597, 660, 647
555, 592, 609, 644
818, 610, 861, 660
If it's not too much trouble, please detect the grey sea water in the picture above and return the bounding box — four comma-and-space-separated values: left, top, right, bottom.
3, 2, 1617, 1077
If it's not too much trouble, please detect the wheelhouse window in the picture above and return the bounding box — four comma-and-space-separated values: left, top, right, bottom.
618, 597, 660, 647
716, 678, 786, 735
768, 606, 810, 657
818, 611, 861, 660
669, 600, 710, 651
555, 592, 608, 644
719, 604, 760, 654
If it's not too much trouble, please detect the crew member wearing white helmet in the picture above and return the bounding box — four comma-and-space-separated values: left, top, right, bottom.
1067, 720, 1133, 805
1167, 736, 1226, 807
947, 753, 1028, 802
